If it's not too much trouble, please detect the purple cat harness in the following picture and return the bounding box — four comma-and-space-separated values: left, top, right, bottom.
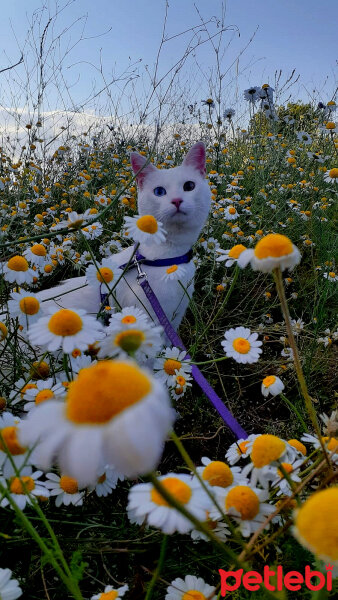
100, 250, 247, 440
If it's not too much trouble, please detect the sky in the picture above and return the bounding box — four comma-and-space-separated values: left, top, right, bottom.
0, 0, 336, 130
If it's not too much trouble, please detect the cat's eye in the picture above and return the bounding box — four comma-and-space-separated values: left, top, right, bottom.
154, 186, 167, 197
183, 181, 195, 191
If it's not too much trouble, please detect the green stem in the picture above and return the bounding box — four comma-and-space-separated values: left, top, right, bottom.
280, 393, 308, 432
144, 535, 167, 600
273, 268, 330, 467
0, 482, 84, 600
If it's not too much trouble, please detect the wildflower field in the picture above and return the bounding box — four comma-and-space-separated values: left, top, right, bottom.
0, 3, 337, 594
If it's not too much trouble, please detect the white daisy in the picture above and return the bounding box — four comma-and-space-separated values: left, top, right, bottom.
161, 264, 187, 281
216, 244, 247, 266
0, 412, 32, 478
127, 473, 210, 534
221, 327, 262, 364
209, 484, 275, 537
8, 290, 42, 328
124, 214, 167, 245
85, 259, 119, 292
195, 456, 246, 489
165, 575, 217, 600
91, 584, 128, 600
99, 319, 163, 362
225, 435, 256, 465
2, 255, 36, 285
45, 472, 85, 507
170, 373, 193, 399
154, 347, 191, 386
81, 222, 103, 239
323, 271, 338, 282
88, 465, 124, 497
18, 360, 174, 486
23, 243, 48, 266
224, 205, 239, 220
271, 457, 305, 496
296, 131, 312, 145
0, 468, 49, 510
261, 375, 285, 397
301, 433, 338, 465
0, 568, 22, 600
28, 306, 104, 353
238, 234, 301, 273
23, 378, 65, 412
191, 513, 231, 542
323, 167, 338, 184
242, 435, 297, 488
108, 306, 150, 329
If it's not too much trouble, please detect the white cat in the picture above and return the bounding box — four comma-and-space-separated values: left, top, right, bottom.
37, 142, 211, 330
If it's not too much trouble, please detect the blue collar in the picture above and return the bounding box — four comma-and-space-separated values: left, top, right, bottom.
119, 247, 193, 271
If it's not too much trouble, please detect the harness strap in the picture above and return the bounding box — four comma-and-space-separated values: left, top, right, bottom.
139, 277, 248, 440
119, 248, 193, 271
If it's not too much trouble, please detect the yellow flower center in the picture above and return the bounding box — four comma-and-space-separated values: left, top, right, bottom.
262, 375, 276, 388
322, 437, 338, 453
0, 322, 8, 340
31, 243, 46, 256
229, 207, 236, 215
97, 473, 106, 484
137, 215, 158, 234
228, 244, 246, 259
0, 426, 26, 455
166, 265, 178, 274
96, 267, 114, 283
328, 272, 336, 278
99, 592, 119, 600
251, 435, 286, 468
295, 487, 338, 560
328, 168, 338, 178
237, 440, 249, 455
326, 122, 335, 129
202, 461, 233, 488
59, 475, 79, 494
31, 361, 49, 379
163, 358, 181, 375
225, 486, 260, 520
121, 315, 137, 324
114, 329, 146, 353
254, 234, 293, 259
182, 592, 206, 600
35, 389, 54, 405
48, 309, 83, 336
151, 477, 192, 506
66, 361, 151, 424
19, 296, 40, 315
233, 338, 250, 354
10, 475, 35, 494
277, 462, 294, 478
288, 439, 307, 455
44, 264, 53, 273
7, 256, 29, 272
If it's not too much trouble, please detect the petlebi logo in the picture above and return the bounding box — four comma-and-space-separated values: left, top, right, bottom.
219, 564, 333, 596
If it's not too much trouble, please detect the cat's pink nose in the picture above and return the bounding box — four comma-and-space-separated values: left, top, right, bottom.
171, 198, 183, 210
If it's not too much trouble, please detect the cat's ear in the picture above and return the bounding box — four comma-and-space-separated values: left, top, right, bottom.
130, 152, 157, 188
182, 142, 206, 176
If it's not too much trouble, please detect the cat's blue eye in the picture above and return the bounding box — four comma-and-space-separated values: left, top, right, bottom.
154, 186, 167, 197
183, 181, 195, 191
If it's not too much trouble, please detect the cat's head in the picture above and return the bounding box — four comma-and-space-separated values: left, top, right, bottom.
130, 142, 211, 247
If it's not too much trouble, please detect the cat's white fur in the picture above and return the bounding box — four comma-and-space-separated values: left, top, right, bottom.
37, 142, 211, 329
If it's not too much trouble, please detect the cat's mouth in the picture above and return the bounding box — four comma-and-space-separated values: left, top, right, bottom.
172, 209, 187, 217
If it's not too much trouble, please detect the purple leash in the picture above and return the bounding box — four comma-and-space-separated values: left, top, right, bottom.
134, 262, 248, 440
